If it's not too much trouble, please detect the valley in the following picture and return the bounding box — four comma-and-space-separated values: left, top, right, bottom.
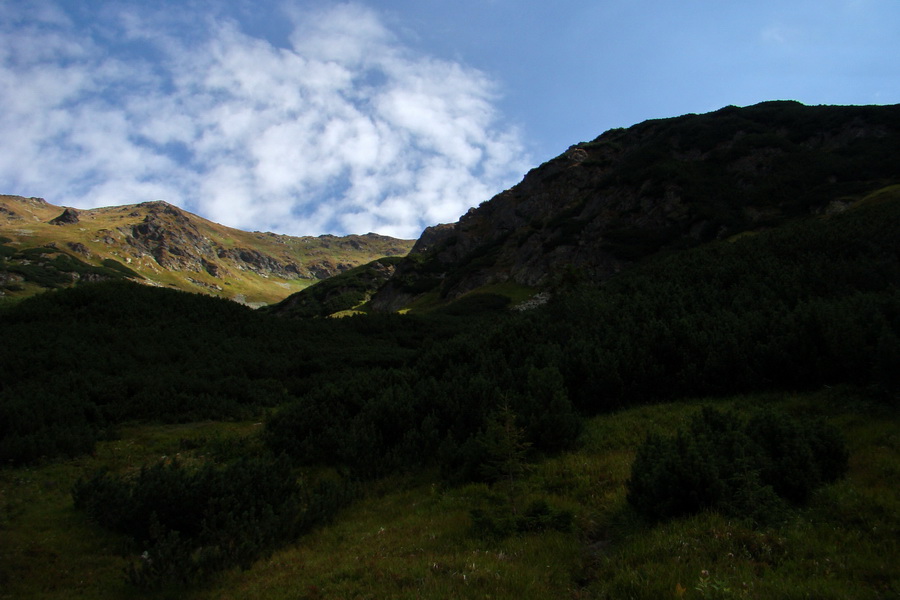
1, 101, 899, 598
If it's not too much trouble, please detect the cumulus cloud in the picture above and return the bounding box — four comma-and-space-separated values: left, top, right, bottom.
0, 2, 528, 238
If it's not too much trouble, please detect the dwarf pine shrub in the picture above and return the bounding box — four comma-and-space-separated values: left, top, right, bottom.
626, 407, 848, 524
73, 455, 355, 587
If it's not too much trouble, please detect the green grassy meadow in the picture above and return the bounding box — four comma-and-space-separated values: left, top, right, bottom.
2, 387, 896, 599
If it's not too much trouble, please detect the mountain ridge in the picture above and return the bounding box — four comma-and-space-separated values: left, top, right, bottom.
0, 195, 414, 305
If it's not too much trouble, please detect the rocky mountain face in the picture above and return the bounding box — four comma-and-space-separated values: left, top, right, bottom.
371, 101, 900, 311
0, 196, 413, 305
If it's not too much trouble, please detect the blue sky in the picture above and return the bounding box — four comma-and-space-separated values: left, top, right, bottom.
1, 1, 897, 238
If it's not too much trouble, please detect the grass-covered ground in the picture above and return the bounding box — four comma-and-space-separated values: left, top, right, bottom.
2, 387, 896, 599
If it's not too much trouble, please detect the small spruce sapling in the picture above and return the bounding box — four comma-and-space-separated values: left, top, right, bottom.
479, 401, 531, 514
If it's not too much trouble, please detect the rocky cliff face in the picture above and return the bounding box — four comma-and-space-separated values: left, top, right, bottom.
0, 196, 414, 304
119, 201, 307, 279
371, 101, 900, 311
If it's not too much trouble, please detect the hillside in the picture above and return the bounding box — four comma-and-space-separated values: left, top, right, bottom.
371, 101, 900, 311
0, 196, 414, 305
263, 256, 405, 318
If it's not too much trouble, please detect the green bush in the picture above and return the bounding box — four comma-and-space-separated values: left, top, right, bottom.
72, 455, 354, 587
6, 261, 71, 287
470, 498, 573, 539
435, 293, 511, 316
518, 498, 574, 532
626, 407, 848, 524
744, 409, 850, 504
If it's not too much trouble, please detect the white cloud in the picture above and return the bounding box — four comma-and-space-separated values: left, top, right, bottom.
0, 2, 528, 238
761, 23, 790, 46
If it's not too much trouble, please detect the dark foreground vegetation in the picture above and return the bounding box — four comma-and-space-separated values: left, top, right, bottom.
627, 406, 848, 524
72, 455, 354, 587
1, 187, 899, 596
4, 188, 897, 469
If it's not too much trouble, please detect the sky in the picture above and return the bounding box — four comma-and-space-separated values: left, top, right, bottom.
1, 1, 897, 239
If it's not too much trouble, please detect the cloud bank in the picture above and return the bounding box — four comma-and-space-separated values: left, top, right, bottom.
0, 2, 529, 238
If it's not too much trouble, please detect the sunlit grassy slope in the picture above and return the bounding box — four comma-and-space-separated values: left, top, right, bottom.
1, 387, 895, 599
0, 195, 413, 305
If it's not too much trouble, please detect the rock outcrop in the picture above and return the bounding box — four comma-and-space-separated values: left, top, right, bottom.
49, 207, 80, 225
121, 202, 307, 279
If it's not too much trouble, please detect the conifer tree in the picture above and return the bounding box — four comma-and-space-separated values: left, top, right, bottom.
480, 401, 531, 513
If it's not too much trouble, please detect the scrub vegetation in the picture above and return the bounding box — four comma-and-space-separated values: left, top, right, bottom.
1, 187, 898, 597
